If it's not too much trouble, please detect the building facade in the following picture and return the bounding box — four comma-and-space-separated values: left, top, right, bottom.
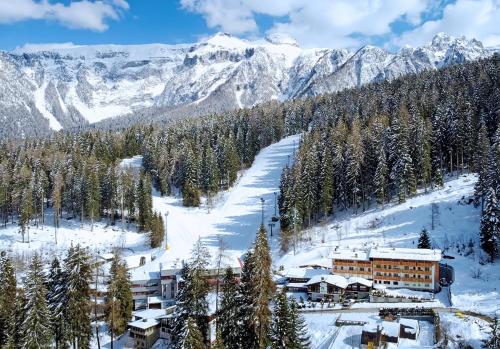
331, 247, 441, 292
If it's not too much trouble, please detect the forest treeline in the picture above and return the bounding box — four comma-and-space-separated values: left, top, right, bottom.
0, 55, 498, 252
279, 54, 500, 256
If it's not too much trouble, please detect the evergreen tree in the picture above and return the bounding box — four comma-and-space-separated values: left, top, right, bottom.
105, 252, 133, 337
219, 267, 240, 349
270, 289, 290, 349
84, 160, 101, 231
172, 240, 211, 348
374, 148, 388, 205
0, 253, 16, 346
181, 317, 206, 349
480, 187, 500, 261
47, 257, 67, 349
482, 316, 500, 349
252, 225, 274, 349
236, 251, 258, 349
211, 330, 226, 349
149, 211, 165, 248
288, 298, 310, 349
21, 254, 53, 348
418, 229, 432, 249
137, 172, 153, 231
64, 245, 93, 349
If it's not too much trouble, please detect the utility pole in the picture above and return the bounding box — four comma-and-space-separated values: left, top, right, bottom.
273, 192, 277, 217
260, 198, 265, 225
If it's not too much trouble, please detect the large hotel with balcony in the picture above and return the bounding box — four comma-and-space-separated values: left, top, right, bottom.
330, 247, 442, 292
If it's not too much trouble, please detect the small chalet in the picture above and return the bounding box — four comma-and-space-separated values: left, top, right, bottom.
306, 275, 348, 301
344, 276, 373, 299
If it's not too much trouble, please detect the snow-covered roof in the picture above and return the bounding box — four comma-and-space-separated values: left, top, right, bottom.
284, 267, 328, 280
363, 321, 400, 338
347, 276, 372, 287
369, 247, 441, 262
373, 285, 433, 300
286, 282, 307, 288
133, 309, 167, 320
399, 318, 419, 334
329, 249, 369, 261
306, 274, 349, 288
129, 318, 159, 330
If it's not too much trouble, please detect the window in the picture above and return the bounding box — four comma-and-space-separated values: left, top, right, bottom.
360, 267, 364, 271
404, 266, 409, 270
340, 266, 344, 270
393, 281, 398, 285
349, 267, 354, 271
404, 274, 410, 278
425, 275, 430, 279
376, 264, 381, 269
384, 281, 390, 285
425, 267, 430, 272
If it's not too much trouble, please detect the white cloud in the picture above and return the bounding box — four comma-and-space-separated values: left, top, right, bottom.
180, 0, 431, 48
0, 0, 129, 31
180, 0, 500, 48
394, 0, 500, 47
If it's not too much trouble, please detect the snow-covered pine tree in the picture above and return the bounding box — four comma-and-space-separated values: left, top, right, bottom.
374, 147, 388, 205
0, 253, 16, 346
181, 317, 206, 349
47, 257, 68, 349
252, 224, 274, 349
480, 187, 500, 261
418, 229, 432, 249
474, 121, 490, 208
63, 244, 93, 348
84, 159, 101, 232
270, 289, 291, 349
236, 250, 259, 349
288, 298, 310, 349
172, 240, 211, 348
21, 254, 53, 348
482, 316, 500, 349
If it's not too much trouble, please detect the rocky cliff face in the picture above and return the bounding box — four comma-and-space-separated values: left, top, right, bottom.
0, 32, 496, 138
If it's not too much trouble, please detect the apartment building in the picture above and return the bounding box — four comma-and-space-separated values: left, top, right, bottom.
330, 247, 442, 292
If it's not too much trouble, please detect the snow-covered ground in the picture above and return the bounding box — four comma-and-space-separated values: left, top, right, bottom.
303, 312, 434, 349
438, 311, 490, 349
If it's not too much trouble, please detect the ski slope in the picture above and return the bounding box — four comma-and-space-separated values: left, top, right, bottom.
127, 134, 300, 276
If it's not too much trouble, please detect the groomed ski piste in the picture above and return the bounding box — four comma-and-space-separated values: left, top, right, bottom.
0, 134, 498, 348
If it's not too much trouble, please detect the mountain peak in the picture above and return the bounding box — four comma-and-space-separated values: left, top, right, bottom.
265, 33, 299, 47
204, 32, 247, 48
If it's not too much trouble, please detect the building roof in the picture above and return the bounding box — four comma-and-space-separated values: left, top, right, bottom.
133, 308, 167, 320
284, 267, 328, 280
363, 321, 401, 338
329, 249, 369, 261
306, 274, 349, 288
129, 318, 159, 330
347, 276, 373, 287
369, 247, 441, 262
399, 318, 419, 334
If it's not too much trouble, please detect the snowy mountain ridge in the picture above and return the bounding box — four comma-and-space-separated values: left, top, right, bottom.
0, 32, 497, 137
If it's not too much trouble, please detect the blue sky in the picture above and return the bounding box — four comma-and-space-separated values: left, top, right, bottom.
1, 0, 499, 51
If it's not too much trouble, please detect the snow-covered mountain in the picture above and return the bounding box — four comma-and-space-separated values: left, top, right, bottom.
0, 32, 496, 137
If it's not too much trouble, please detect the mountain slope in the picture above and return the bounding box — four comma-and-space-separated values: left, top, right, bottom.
0, 33, 496, 137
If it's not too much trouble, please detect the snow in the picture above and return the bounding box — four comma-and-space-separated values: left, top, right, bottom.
283, 267, 329, 280
33, 83, 63, 131
329, 249, 369, 261
306, 274, 349, 288
369, 247, 441, 262
129, 318, 159, 329
347, 276, 373, 288
373, 286, 434, 300
438, 311, 490, 349
119, 155, 143, 169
